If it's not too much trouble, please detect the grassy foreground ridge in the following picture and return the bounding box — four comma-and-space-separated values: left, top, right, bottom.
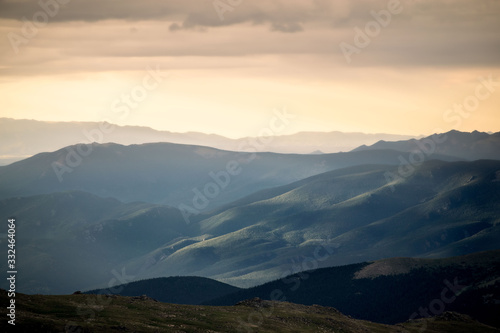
1, 290, 499, 333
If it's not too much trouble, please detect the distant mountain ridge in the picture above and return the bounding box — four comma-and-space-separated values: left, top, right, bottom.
0, 117, 416, 164
0, 191, 193, 294
354, 130, 500, 160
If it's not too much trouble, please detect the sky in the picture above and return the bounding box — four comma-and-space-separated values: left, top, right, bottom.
0, 0, 499, 138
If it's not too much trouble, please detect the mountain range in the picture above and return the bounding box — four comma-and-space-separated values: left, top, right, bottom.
0, 130, 499, 301
85, 276, 240, 305
0, 117, 417, 164
354, 130, 500, 160
0, 141, 459, 209
3, 119, 499, 168
206, 250, 500, 327
1, 158, 499, 293
0, 118, 422, 165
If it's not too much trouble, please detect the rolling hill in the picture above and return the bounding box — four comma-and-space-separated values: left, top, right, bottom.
84, 276, 241, 305
81, 251, 500, 328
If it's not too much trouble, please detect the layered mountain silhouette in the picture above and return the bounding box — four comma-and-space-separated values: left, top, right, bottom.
0, 117, 416, 164
1, 158, 499, 294
0, 141, 458, 209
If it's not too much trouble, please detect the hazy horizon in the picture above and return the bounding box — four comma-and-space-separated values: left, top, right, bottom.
1, 116, 429, 139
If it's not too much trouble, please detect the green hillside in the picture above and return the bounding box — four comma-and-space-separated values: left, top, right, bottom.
139, 160, 500, 287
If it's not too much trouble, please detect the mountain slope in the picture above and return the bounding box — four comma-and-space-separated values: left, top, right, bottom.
205, 250, 500, 328
0, 191, 193, 294
135, 159, 500, 287
1, 290, 498, 333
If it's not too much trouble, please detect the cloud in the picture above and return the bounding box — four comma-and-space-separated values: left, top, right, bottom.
0, 0, 479, 29
0, 0, 499, 75
1, 0, 499, 34
271, 22, 304, 33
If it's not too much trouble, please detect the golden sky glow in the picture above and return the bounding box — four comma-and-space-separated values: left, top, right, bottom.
0, 0, 499, 138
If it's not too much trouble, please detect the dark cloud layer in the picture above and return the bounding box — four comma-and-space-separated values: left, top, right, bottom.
1, 0, 499, 31
1, 0, 499, 68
